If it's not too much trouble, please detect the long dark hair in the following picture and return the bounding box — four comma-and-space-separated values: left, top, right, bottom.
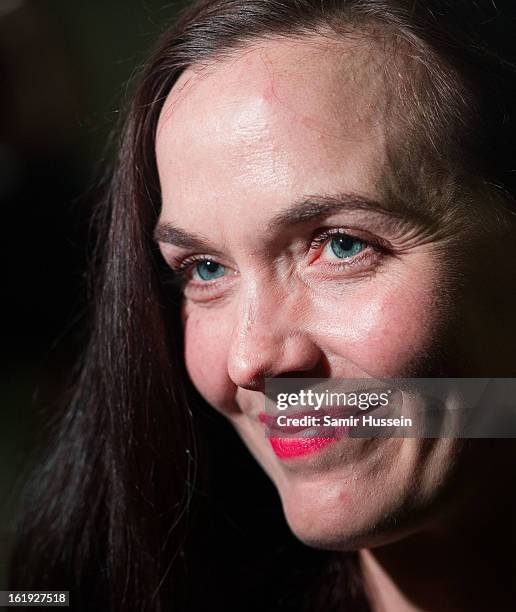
9, 1, 516, 610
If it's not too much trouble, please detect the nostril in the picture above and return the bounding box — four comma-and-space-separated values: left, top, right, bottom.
227, 355, 272, 391
271, 352, 331, 380
275, 368, 323, 379
228, 349, 329, 391
238, 375, 267, 393
227, 313, 327, 389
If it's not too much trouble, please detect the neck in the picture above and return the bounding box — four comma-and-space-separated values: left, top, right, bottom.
359, 441, 515, 612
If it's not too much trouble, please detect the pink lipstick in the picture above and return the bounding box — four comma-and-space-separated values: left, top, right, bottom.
268, 436, 337, 459
258, 411, 342, 459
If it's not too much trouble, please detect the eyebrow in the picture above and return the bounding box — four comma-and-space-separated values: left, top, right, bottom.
153, 192, 407, 249
154, 224, 217, 251
266, 193, 404, 232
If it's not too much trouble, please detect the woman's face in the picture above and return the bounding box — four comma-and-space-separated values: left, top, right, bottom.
155, 36, 515, 549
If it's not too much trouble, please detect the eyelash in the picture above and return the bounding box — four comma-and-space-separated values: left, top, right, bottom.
309, 228, 378, 259
169, 228, 385, 288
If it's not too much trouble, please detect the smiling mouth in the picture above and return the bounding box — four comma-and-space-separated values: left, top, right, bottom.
258, 402, 391, 460
267, 436, 338, 459
257, 381, 404, 460
258, 407, 355, 435
260, 394, 392, 432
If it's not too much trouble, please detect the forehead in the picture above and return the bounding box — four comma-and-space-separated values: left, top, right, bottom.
155, 34, 395, 225
157, 34, 390, 127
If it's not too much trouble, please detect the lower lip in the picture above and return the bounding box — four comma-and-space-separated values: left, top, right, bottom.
269, 436, 337, 459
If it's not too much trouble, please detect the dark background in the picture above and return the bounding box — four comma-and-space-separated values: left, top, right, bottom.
0, 0, 188, 587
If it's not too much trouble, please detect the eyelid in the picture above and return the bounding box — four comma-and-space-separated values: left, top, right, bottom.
163, 226, 390, 290
177, 253, 215, 270
309, 227, 390, 253
170, 254, 226, 286
166, 226, 386, 265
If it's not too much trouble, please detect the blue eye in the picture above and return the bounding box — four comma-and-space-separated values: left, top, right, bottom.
328, 234, 366, 259
193, 260, 226, 281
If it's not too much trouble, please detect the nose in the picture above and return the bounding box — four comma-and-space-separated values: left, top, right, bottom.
226, 284, 323, 391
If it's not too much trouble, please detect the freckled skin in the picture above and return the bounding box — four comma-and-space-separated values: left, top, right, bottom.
155, 36, 516, 549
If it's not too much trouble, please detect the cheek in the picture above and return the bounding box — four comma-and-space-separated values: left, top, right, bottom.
311, 258, 447, 377
183, 306, 236, 411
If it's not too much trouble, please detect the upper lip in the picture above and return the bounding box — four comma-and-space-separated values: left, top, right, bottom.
258, 409, 338, 434
259, 405, 372, 435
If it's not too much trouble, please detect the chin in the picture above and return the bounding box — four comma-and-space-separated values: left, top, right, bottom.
270, 443, 462, 552
275, 473, 386, 551
278, 480, 440, 552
